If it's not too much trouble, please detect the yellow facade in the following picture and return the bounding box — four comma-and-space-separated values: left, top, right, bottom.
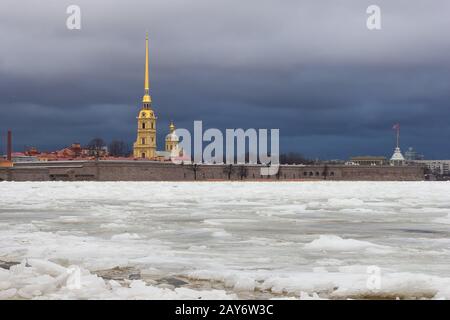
133, 109, 157, 159
133, 35, 157, 159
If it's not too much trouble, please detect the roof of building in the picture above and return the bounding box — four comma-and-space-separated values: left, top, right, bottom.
156, 151, 171, 157
165, 132, 179, 141
390, 147, 405, 161
350, 156, 386, 161
165, 121, 178, 141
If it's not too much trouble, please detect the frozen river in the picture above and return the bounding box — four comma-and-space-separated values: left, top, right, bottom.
0, 181, 449, 299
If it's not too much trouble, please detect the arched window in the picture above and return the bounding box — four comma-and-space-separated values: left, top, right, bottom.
141, 138, 145, 144
142, 122, 146, 129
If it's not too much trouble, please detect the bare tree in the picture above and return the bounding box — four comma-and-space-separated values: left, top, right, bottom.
87, 138, 106, 159
223, 164, 234, 180
279, 152, 313, 165
108, 140, 129, 157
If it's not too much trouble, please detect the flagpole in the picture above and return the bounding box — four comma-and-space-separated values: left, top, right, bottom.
396, 126, 399, 148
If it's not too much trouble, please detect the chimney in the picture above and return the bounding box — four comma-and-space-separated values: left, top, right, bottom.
7, 130, 12, 161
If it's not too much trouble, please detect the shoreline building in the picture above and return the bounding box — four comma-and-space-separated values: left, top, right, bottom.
349, 156, 387, 166
132, 35, 179, 160
133, 35, 158, 159
155, 121, 183, 160
414, 160, 450, 176
404, 147, 424, 161
390, 123, 405, 166
165, 121, 180, 155
391, 147, 405, 166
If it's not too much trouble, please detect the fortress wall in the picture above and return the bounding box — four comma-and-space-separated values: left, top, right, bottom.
0, 167, 49, 181
96, 162, 194, 181
336, 165, 424, 181
0, 161, 424, 181
0, 169, 8, 181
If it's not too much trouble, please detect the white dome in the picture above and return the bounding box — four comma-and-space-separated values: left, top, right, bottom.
390, 147, 405, 161
165, 132, 179, 142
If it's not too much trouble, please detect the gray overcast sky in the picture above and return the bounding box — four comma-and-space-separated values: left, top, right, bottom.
0, 0, 449, 159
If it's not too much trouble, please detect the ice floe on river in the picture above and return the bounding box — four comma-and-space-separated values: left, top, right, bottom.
0, 181, 449, 299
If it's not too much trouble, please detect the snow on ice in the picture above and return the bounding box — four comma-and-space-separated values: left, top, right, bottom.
0, 181, 449, 299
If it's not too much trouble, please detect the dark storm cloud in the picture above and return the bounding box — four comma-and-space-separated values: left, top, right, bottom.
0, 0, 450, 158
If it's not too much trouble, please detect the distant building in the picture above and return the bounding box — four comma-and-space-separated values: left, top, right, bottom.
154, 122, 186, 162
390, 123, 405, 166
404, 147, 424, 161
11, 152, 38, 163
133, 35, 157, 159
414, 160, 450, 175
82, 145, 108, 158
132, 35, 182, 160
19, 143, 111, 161
0, 158, 13, 167
25, 147, 40, 156
349, 156, 387, 166
165, 121, 179, 153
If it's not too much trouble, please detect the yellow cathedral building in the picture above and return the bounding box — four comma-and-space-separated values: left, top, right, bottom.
133, 35, 179, 160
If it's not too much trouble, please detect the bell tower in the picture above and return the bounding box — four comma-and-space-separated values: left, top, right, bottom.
133, 34, 157, 159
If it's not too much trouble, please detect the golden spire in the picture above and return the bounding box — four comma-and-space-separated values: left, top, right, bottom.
142, 33, 151, 104
169, 120, 175, 133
